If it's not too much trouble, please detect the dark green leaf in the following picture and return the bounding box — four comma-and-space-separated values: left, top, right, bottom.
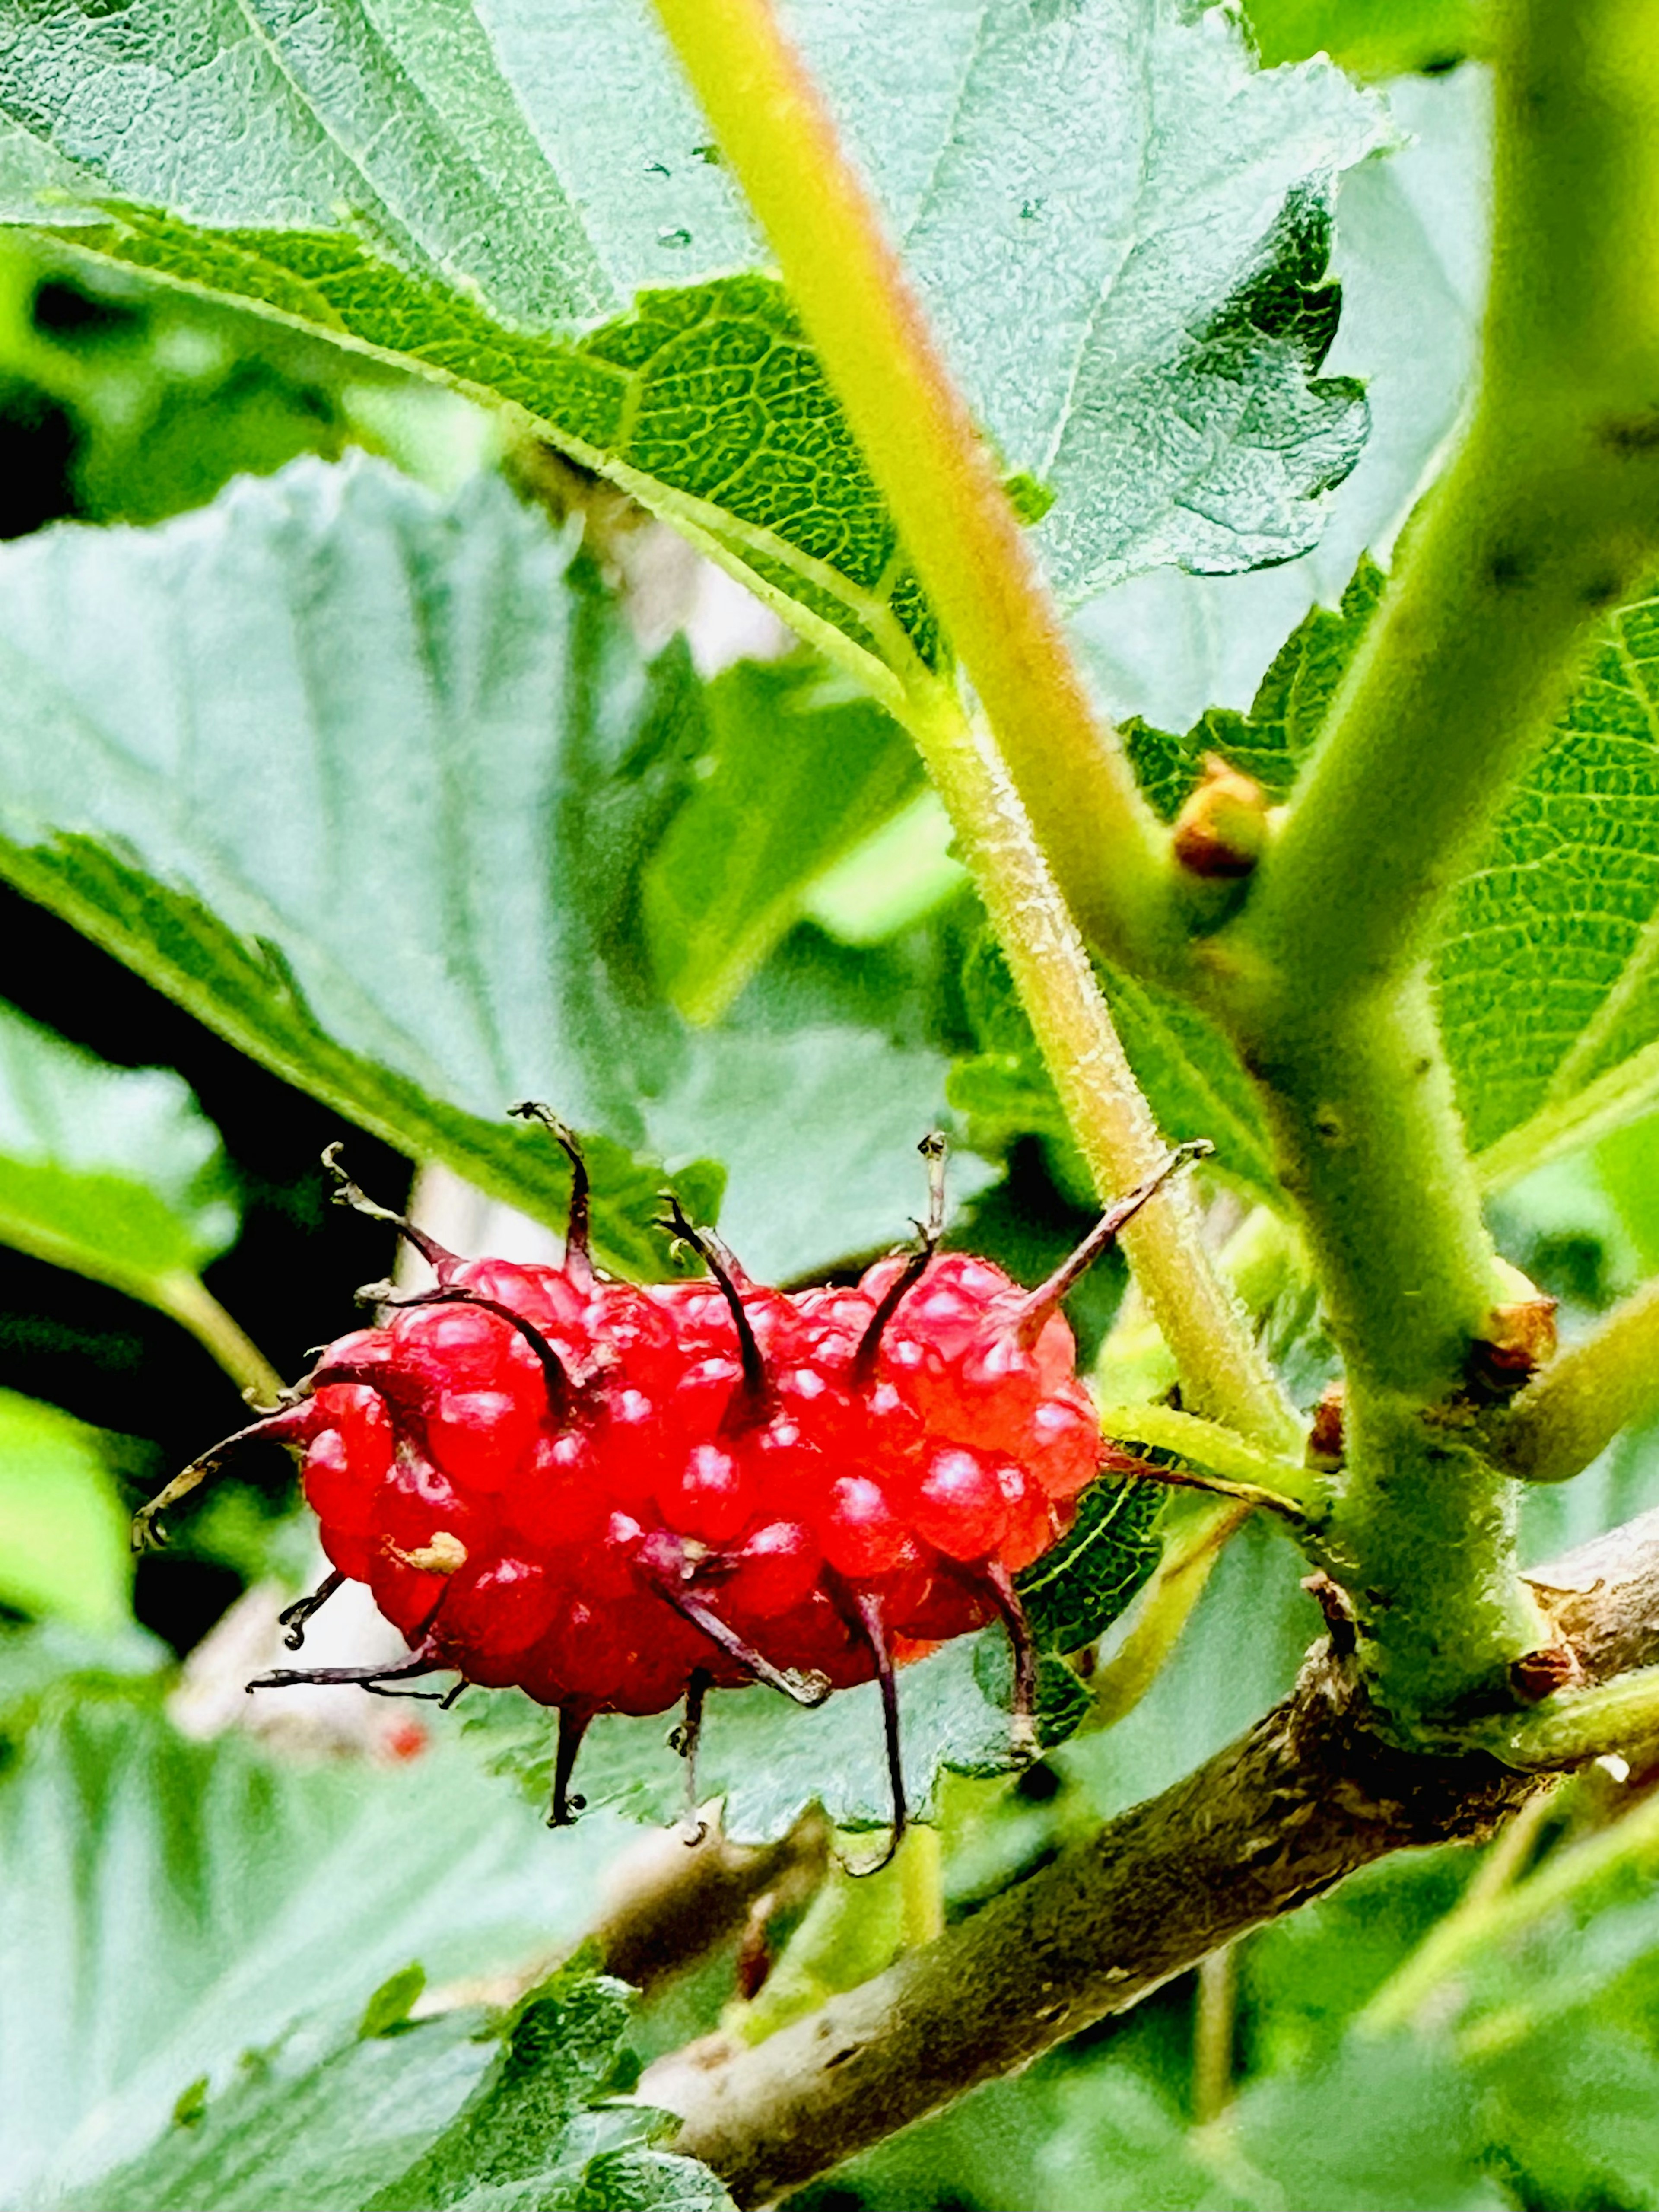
0, 3, 1385, 670
1016, 1477, 1165, 1655
0, 1700, 624, 2209
1437, 589, 1659, 1183
643, 656, 923, 1024
1122, 555, 1386, 821
0, 456, 971, 1282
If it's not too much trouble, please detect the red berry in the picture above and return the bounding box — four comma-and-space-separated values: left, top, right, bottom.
913, 1445, 1009, 1560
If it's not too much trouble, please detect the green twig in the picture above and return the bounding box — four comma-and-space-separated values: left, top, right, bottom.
1229, 0, 1659, 1006
1094, 1403, 1321, 1517
1487, 1276, 1659, 1483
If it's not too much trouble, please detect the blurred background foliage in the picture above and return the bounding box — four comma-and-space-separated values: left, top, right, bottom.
9, 16, 1659, 2209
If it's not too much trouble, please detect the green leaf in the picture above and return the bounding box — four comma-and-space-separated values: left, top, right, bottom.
0, 2, 1385, 674
1065, 1515, 1322, 1820
1436, 590, 1659, 1186
1246, 0, 1481, 76
0, 1389, 131, 1630
1016, 1477, 1165, 1655
0, 1699, 627, 2210
1077, 65, 1484, 737
1117, 557, 1659, 1195
1121, 555, 1387, 821
642, 655, 923, 1023
471, 1626, 1089, 1849
58, 1958, 736, 2212
0, 992, 236, 1299
0, 455, 973, 1283
369, 1960, 734, 2212
357, 1965, 428, 2043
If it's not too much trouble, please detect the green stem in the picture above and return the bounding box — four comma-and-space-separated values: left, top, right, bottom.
647, 0, 1173, 981
153, 1271, 285, 1404
1479, 1662, 1659, 1768
1229, 0, 1659, 1006
1093, 1403, 1320, 1515
1223, 975, 1494, 1403
644, 0, 1291, 1448
904, 694, 1295, 1446
1487, 1276, 1659, 1483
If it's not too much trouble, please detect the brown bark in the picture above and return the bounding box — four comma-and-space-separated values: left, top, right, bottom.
642, 1511, 1659, 2206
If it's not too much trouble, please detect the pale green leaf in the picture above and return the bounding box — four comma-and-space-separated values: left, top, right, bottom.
0, 993, 235, 1299
0, 1389, 130, 1630
0, 1, 1385, 675
0, 1699, 626, 2210
0, 455, 973, 1282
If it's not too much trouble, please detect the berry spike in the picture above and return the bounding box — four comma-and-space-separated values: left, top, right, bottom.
549, 1705, 592, 1827
1011, 1139, 1214, 1348
981, 1558, 1039, 1760
825, 1571, 906, 1873
322, 1142, 461, 1281
640, 1535, 832, 1708
509, 1100, 594, 1289
354, 1280, 574, 1419
660, 1192, 768, 1416
132, 1401, 313, 1551
245, 1639, 452, 1700
852, 1131, 949, 1387
669, 1666, 713, 1842
277, 1567, 346, 1651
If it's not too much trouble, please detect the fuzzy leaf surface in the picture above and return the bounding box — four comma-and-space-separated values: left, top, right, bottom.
0, 1699, 626, 2210
0, 456, 969, 1280
0, 2, 1383, 675
472, 1628, 1093, 1847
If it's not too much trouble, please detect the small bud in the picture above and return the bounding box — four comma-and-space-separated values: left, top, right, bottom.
1469, 1297, 1558, 1401
1172, 754, 1271, 880
1306, 1380, 1345, 1471
1509, 1642, 1583, 1701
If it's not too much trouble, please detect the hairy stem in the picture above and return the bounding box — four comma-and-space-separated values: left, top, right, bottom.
646, 0, 1294, 1444
647, 0, 1173, 979
1487, 1275, 1659, 1483
1230, 0, 1659, 1004
909, 695, 1297, 1445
